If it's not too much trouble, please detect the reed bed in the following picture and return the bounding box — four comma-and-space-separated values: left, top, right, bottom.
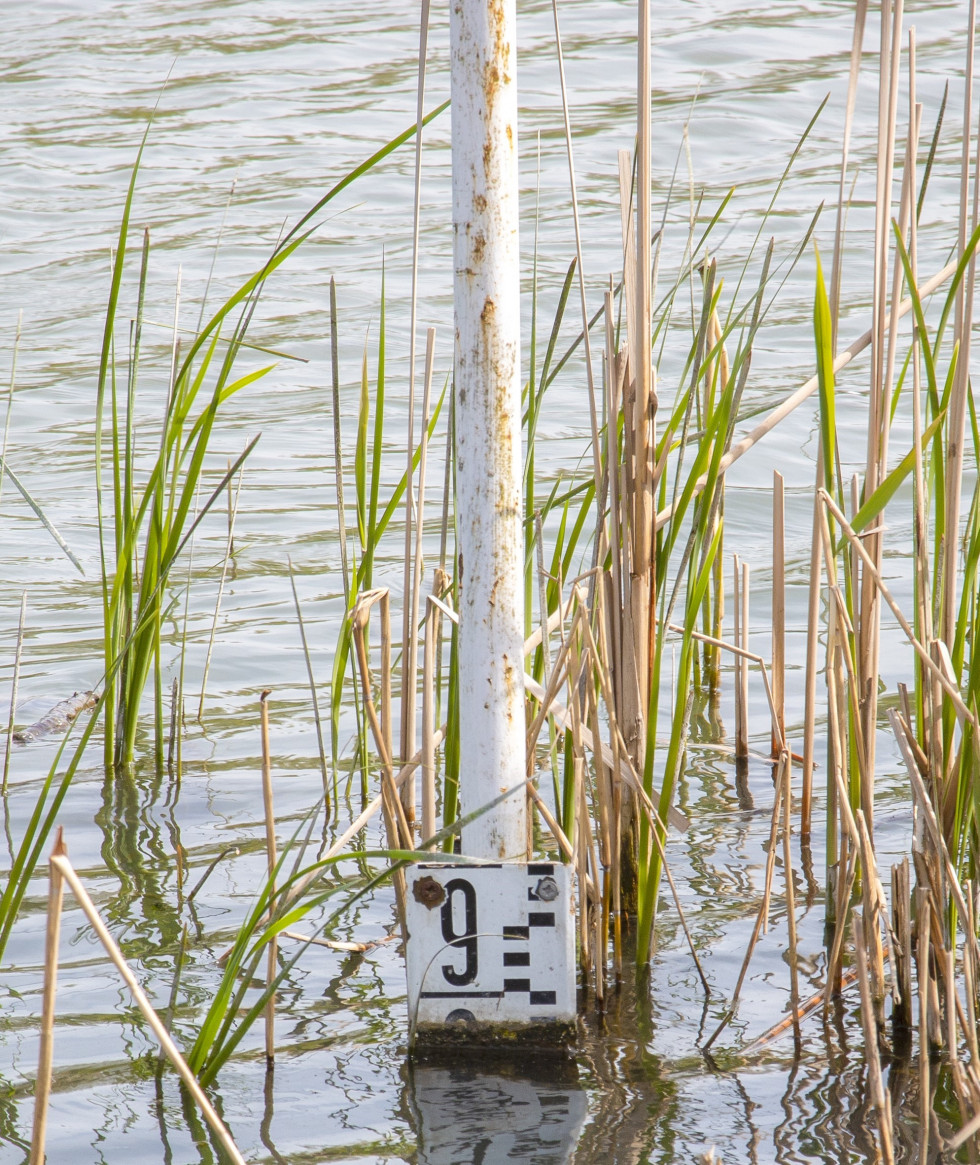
7, 0, 980, 1158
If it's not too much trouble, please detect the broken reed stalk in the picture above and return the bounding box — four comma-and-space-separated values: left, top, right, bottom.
47, 842, 247, 1165
260, 690, 277, 1066
29, 828, 66, 1165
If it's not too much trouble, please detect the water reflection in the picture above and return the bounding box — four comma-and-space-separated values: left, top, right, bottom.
405, 1056, 587, 1165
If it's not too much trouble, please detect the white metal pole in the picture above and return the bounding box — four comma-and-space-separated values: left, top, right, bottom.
451, 0, 527, 861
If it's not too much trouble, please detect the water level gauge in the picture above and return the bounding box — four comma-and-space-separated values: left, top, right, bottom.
405, 862, 576, 1045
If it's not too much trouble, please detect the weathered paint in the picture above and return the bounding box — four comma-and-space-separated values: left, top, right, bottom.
450, 0, 527, 860
405, 862, 576, 1044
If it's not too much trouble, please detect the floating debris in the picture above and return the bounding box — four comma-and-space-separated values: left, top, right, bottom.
13, 690, 98, 743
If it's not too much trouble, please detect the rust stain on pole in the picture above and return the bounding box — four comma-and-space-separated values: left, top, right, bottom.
451, 0, 526, 860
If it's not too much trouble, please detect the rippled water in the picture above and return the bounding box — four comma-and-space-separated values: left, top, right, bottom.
0, 1, 974, 1161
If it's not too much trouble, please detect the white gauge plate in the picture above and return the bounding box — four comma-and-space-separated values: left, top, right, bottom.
405, 861, 576, 1030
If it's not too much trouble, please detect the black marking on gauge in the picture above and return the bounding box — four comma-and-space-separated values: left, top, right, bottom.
528, 912, 555, 927
527, 863, 555, 875
503, 951, 530, 967
420, 990, 505, 999
530, 991, 557, 1006
503, 924, 529, 939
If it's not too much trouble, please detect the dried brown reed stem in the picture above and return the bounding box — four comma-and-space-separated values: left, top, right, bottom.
778, 750, 801, 1051
949, 1112, 980, 1154
420, 591, 441, 848
857, 0, 905, 836
351, 589, 410, 936
944, 0, 979, 649
587, 600, 616, 982
890, 709, 980, 970
634, 0, 655, 721
527, 598, 687, 832
829, 0, 868, 336
351, 589, 412, 854
890, 859, 912, 1032
618, 151, 636, 365
402, 325, 436, 771
593, 577, 623, 977
852, 913, 895, 1165
49, 845, 247, 1165
401, 0, 431, 766
732, 556, 746, 760
856, 810, 888, 1037
800, 462, 823, 847
806, 9, 866, 823
3, 590, 26, 793
771, 474, 785, 759
523, 602, 708, 994
916, 889, 934, 1158
963, 884, 980, 1067
742, 960, 876, 1054
29, 828, 66, 1165
738, 561, 750, 760
259, 690, 277, 1066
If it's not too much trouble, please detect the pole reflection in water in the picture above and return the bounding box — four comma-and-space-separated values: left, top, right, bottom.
406, 1056, 586, 1164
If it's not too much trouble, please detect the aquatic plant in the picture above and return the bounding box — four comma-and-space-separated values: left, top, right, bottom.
98, 105, 449, 774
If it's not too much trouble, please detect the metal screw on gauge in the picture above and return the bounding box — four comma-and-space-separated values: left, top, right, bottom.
534, 877, 559, 902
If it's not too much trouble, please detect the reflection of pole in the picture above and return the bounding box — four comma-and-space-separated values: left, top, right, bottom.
452, 0, 527, 860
